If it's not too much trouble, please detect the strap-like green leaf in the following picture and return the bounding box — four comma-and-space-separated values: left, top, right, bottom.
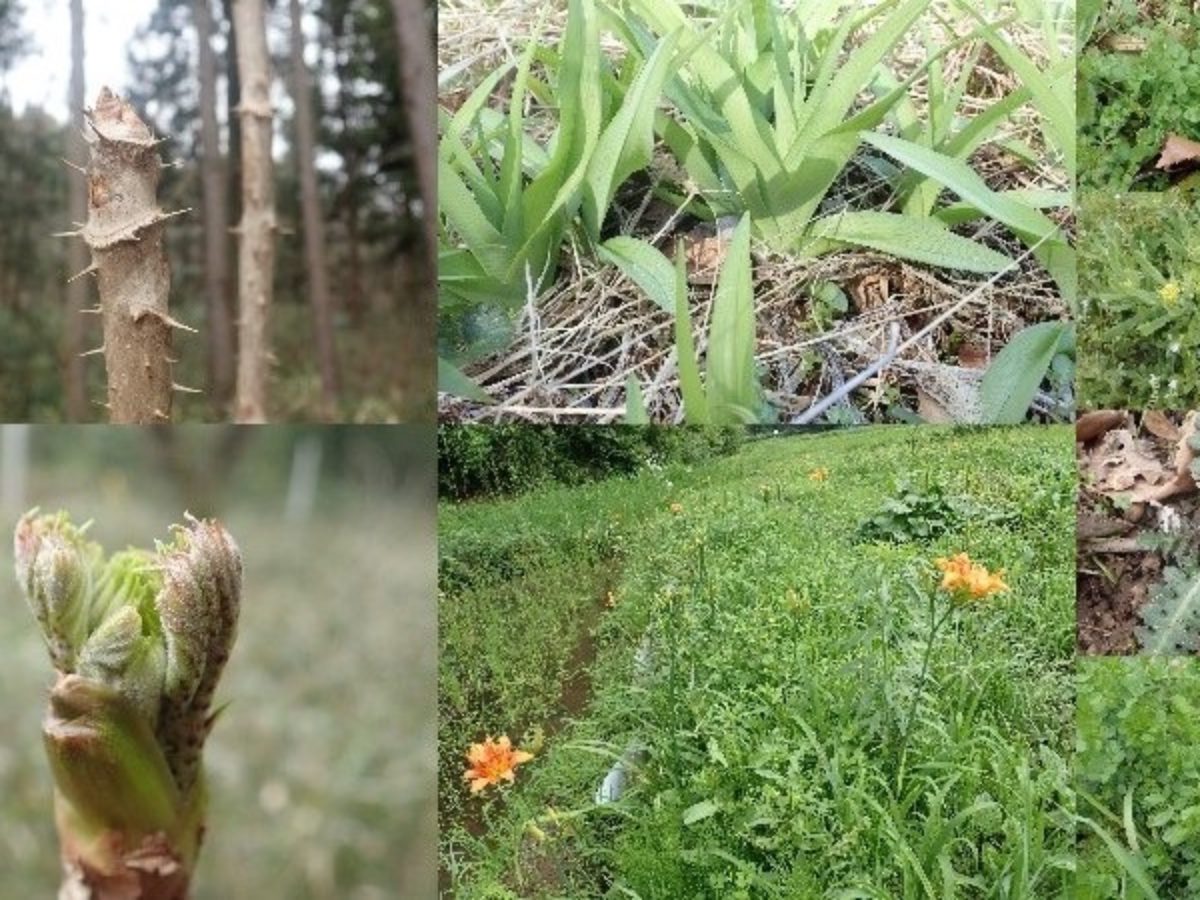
706, 213, 758, 422
599, 236, 678, 314
808, 211, 1012, 272
978, 320, 1069, 424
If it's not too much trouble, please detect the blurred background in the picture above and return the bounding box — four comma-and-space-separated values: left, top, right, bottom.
0, 425, 435, 898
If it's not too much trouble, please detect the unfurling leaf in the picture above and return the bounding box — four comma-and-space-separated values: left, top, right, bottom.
13, 510, 96, 672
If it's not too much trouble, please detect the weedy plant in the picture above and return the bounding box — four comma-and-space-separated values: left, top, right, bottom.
13, 510, 241, 899
1079, 5, 1200, 191
1076, 657, 1200, 897
1078, 192, 1200, 407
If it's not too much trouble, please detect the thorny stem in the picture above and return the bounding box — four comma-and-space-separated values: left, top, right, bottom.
75, 88, 191, 424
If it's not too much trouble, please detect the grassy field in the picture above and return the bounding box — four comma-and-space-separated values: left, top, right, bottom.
439, 426, 1077, 897
0, 426, 435, 898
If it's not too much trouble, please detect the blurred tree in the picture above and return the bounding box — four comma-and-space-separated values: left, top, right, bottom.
232, 0, 276, 422
289, 0, 340, 419
390, 0, 434, 275
195, 0, 236, 413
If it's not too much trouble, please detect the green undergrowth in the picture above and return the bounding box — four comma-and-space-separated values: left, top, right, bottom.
1076, 657, 1200, 898
1079, 2, 1200, 191
438, 425, 1076, 898
1078, 191, 1200, 407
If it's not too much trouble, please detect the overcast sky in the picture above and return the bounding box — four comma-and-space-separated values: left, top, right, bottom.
3, 0, 159, 122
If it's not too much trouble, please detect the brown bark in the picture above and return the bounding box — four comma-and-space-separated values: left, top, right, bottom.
64, 0, 89, 421
389, 0, 436, 277
231, 0, 276, 423
289, 0, 340, 419
194, 0, 235, 414
81, 89, 180, 425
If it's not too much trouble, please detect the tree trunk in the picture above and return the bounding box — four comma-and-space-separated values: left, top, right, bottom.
195, 0, 235, 416
289, 0, 340, 420
231, 0, 276, 423
389, 0, 436, 277
64, 0, 89, 421
330, 8, 363, 321
81, 89, 180, 425
221, 0, 242, 243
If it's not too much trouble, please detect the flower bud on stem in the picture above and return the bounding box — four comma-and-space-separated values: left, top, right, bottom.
13, 511, 241, 899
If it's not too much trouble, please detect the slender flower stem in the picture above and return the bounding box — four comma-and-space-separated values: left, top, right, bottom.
895, 588, 954, 796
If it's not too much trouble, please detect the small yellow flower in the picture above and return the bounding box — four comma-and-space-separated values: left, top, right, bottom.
669, 502, 684, 515
934, 552, 1008, 602
1159, 281, 1182, 305
808, 467, 829, 482
463, 735, 534, 794
605, 590, 617, 608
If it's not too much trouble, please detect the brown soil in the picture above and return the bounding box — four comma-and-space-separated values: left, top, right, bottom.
1076, 551, 1161, 654
1076, 409, 1199, 655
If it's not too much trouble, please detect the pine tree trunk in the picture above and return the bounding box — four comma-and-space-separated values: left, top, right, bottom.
289, 0, 340, 420
81, 89, 180, 424
194, 0, 235, 415
389, 0, 436, 277
64, 0, 89, 421
231, 0, 276, 423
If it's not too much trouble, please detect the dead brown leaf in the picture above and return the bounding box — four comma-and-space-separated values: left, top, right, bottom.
1082, 428, 1170, 499
1076, 410, 1126, 444
1142, 409, 1180, 442
957, 342, 989, 370
1156, 133, 1200, 170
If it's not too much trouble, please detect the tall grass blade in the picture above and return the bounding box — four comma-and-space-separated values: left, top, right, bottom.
673, 239, 708, 424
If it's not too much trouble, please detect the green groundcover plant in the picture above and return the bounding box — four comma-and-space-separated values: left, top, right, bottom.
439, 0, 1075, 404
1078, 192, 1200, 407
1076, 657, 1200, 898
13, 510, 241, 899
1079, 5, 1200, 191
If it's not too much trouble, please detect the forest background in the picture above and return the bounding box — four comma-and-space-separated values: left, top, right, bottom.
0, 0, 434, 424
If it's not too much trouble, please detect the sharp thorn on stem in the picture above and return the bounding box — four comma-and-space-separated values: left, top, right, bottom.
79, 346, 106, 358
66, 264, 98, 284
60, 158, 87, 175
172, 383, 202, 395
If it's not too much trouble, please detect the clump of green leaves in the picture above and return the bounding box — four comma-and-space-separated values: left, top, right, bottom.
439, 0, 683, 378
617, 0, 1072, 288
1076, 657, 1200, 897
1079, 12, 1200, 191
439, 0, 1076, 404
1078, 192, 1200, 406
855, 478, 969, 541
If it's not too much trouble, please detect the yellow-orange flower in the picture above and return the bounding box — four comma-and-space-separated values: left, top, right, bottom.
935, 553, 1007, 601
464, 735, 534, 794
669, 502, 684, 514
809, 467, 829, 482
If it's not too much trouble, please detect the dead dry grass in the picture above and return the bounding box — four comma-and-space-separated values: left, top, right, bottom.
438, 0, 1074, 423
